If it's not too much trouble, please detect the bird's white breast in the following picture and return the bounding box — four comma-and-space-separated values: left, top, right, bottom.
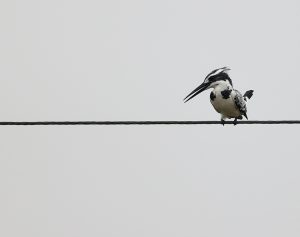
210, 88, 241, 118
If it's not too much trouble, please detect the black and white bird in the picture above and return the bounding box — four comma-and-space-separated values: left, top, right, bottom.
184, 67, 254, 125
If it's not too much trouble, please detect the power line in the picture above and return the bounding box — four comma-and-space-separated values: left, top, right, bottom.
0, 120, 299, 125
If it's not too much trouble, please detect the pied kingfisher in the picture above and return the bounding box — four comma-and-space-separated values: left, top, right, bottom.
184, 67, 254, 125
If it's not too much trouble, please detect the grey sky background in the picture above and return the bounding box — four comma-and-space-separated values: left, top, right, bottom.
1, 0, 300, 236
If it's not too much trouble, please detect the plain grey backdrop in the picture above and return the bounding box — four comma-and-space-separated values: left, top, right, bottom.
1, 0, 300, 236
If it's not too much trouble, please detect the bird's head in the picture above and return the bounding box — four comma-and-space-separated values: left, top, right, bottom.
184, 67, 233, 103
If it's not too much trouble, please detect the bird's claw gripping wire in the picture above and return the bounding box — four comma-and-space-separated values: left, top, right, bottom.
221, 119, 225, 126
233, 118, 238, 126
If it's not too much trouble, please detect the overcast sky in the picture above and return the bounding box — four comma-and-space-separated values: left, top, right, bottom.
1, 0, 300, 236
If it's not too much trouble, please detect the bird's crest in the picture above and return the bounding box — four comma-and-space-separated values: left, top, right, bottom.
204, 67, 232, 86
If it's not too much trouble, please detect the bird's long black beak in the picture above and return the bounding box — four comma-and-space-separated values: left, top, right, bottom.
184, 82, 210, 103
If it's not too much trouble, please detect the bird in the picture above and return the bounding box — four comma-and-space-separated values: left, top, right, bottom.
184, 67, 254, 125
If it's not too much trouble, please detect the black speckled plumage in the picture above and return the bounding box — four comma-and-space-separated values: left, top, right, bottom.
234, 90, 248, 118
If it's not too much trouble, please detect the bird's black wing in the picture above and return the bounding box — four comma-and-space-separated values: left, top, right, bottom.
234, 90, 248, 118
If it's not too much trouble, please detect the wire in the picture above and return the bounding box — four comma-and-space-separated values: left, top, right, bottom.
0, 120, 299, 125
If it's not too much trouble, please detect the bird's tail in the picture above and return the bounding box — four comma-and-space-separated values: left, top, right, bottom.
243, 90, 254, 102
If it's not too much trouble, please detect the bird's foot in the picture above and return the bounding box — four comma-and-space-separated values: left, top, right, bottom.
221, 119, 225, 126
233, 118, 238, 126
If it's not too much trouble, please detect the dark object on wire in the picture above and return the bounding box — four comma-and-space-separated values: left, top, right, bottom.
184, 67, 254, 125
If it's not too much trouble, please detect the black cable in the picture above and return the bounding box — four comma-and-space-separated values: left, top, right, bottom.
0, 120, 299, 125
